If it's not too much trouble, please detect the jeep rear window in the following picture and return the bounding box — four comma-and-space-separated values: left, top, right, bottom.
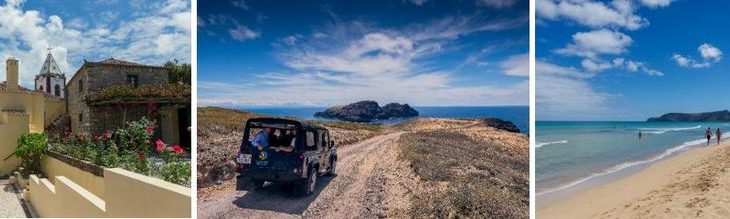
306, 131, 316, 147
246, 122, 298, 142
319, 131, 328, 146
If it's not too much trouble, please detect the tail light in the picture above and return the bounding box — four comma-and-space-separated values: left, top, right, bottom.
297, 155, 306, 176
236, 151, 243, 172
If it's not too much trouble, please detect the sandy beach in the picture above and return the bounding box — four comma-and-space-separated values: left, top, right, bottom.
538, 139, 730, 218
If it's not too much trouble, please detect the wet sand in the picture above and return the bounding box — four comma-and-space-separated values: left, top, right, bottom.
538, 139, 730, 218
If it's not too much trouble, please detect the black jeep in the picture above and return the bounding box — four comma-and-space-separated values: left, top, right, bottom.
235, 118, 337, 196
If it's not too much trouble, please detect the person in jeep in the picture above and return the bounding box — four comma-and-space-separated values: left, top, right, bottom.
272, 129, 296, 152
252, 127, 273, 151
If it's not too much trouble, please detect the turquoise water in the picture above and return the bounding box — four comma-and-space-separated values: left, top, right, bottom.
536, 121, 730, 196
241, 106, 529, 133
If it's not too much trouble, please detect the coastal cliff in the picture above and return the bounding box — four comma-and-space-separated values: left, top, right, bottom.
647, 110, 730, 122
314, 100, 419, 122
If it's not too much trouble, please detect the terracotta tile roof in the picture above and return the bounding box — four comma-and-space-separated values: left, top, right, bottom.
1, 109, 26, 113
0, 81, 34, 92
88, 58, 164, 68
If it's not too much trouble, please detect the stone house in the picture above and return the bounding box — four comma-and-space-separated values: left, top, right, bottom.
66, 58, 190, 148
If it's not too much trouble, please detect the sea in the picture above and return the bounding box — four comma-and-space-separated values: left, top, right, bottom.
536, 121, 730, 200
240, 106, 529, 133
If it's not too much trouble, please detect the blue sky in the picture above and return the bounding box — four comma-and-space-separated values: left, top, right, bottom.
198, 0, 528, 107
0, 0, 190, 88
537, 0, 730, 121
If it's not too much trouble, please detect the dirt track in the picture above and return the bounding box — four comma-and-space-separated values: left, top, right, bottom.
197, 132, 418, 219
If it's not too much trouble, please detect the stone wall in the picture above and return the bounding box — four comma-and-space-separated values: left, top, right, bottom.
86, 64, 167, 92
88, 105, 159, 135
66, 69, 89, 134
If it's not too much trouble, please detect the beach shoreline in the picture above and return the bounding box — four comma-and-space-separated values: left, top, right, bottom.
537, 139, 730, 218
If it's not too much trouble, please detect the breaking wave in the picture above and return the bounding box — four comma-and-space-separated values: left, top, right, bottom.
638, 125, 701, 134
536, 140, 568, 148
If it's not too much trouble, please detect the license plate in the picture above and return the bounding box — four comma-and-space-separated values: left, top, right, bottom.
237, 154, 252, 164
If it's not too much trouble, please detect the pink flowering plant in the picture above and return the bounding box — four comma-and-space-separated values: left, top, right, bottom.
47, 117, 190, 186
151, 138, 190, 185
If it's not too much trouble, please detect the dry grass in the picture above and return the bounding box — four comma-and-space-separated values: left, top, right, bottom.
198, 106, 265, 131
398, 130, 529, 219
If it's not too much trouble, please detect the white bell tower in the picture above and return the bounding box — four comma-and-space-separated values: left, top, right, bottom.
35, 48, 66, 98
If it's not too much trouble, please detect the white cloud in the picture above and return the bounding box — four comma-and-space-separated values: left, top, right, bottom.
618, 59, 663, 76
537, 60, 611, 119
581, 58, 613, 72
283, 32, 416, 77
537, 60, 587, 78
229, 24, 260, 41
230, 0, 249, 10
499, 53, 528, 77
282, 35, 299, 45
672, 43, 723, 68
65, 17, 88, 29
639, 0, 674, 8
476, 0, 518, 8
411, 15, 527, 41
538, 58, 663, 119
537, 0, 648, 30
410, 0, 427, 6
582, 58, 663, 76
699, 43, 722, 61
554, 29, 633, 58
0, 0, 191, 87
200, 17, 528, 106
671, 54, 692, 67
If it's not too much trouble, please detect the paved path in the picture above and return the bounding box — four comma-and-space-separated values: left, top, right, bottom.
0, 179, 28, 218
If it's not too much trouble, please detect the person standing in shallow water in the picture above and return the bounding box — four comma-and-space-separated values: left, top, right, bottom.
716, 128, 722, 145
706, 128, 713, 146
638, 131, 642, 140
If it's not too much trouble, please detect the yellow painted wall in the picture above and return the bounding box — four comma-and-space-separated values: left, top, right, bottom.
0, 112, 28, 175
29, 175, 106, 218
30, 157, 191, 218
41, 156, 104, 199
44, 97, 66, 126
0, 90, 65, 176
0, 91, 46, 132
104, 168, 191, 217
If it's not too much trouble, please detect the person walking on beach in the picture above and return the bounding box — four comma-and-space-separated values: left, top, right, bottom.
706, 128, 713, 146
717, 128, 722, 145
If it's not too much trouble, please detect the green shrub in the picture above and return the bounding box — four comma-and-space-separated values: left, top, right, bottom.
154, 161, 191, 186
15, 133, 48, 175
